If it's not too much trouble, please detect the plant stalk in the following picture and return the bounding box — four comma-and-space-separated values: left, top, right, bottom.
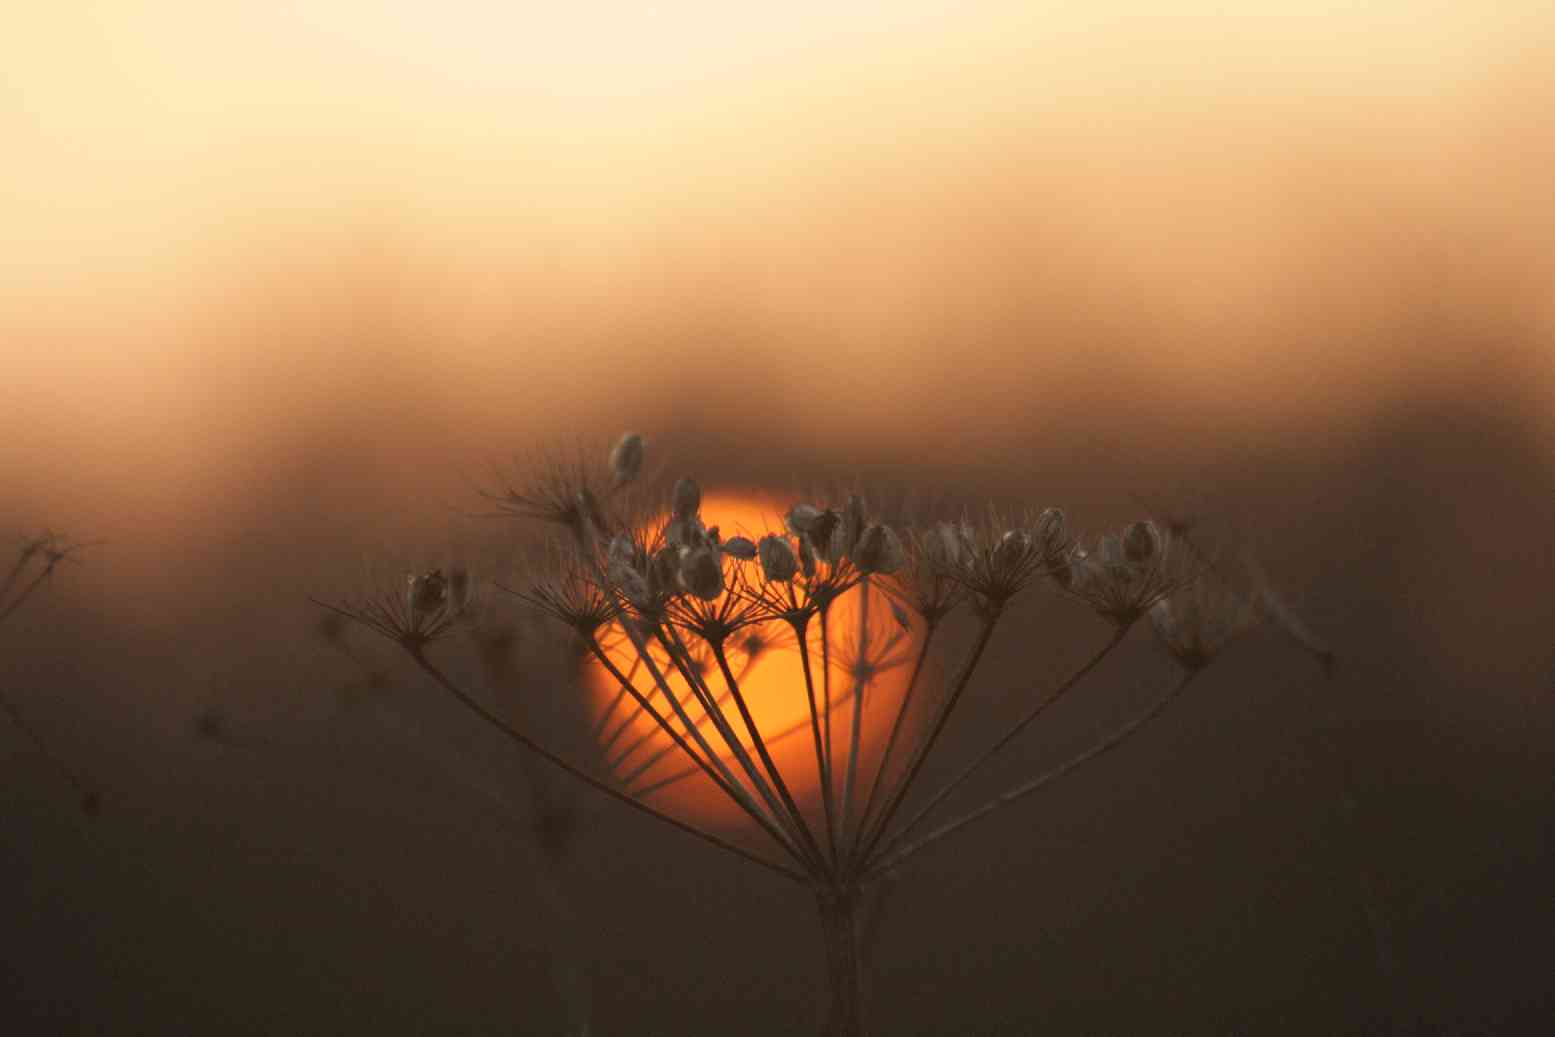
816, 885, 866, 1037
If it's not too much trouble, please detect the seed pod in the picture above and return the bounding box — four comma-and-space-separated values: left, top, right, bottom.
679, 548, 725, 600
798, 535, 818, 579
810, 508, 845, 562
722, 535, 757, 560
1123, 520, 1163, 564
786, 504, 822, 535
608, 432, 645, 487
408, 569, 447, 614
1050, 546, 1089, 590
1034, 507, 1066, 549
671, 477, 701, 522
649, 545, 682, 596
852, 524, 905, 575
614, 564, 651, 607
758, 534, 798, 582
992, 529, 1033, 574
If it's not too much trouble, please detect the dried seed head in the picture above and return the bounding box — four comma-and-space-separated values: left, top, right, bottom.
1060, 521, 1183, 626
1123, 520, 1163, 564
407, 569, 448, 615
608, 432, 645, 488
852, 523, 905, 575
1149, 572, 1257, 671
671, 477, 701, 522
721, 535, 758, 560
758, 534, 798, 582
679, 547, 725, 601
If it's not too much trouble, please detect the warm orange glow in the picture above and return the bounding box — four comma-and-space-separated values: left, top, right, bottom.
584, 491, 924, 832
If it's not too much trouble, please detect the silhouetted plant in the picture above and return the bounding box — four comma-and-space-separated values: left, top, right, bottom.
316, 434, 1331, 1036
0, 532, 99, 815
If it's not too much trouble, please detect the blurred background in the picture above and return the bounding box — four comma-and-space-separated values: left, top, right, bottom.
3, 2, 1553, 1033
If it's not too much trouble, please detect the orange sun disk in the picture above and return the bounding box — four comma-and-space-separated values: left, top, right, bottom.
583, 491, 923, 835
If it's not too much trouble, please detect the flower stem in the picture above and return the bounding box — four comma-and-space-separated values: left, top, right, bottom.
404, 646, 808, 883
797, 620, 840, 868
816, 885, 866, 1037
865, 623, 1130, 869
853, 608, 1003, 874
584, 637, 804, 861
865, 668, 1199, 879
851, 620, 939, 863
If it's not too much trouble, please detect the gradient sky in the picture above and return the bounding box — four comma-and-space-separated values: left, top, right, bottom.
4, 2, 1553, 606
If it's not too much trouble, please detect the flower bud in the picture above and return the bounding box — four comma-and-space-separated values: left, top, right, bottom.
798, 535, 818, 579
852, 524, 905, 574
671, 477, 701, 522
679, 548, 725, 600
608, 432, 645, 487
721, 535, 757, 560
758, 534, 798, 582
1123, 520, 1163, 565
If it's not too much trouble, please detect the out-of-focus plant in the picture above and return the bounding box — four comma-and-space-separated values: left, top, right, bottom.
0, 532, 99, 814
317, 434, 1331, 1036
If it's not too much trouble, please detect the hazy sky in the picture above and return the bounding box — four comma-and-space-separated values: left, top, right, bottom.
4, 2, 1553, 557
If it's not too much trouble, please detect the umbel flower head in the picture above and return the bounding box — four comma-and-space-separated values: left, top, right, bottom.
1054, 519, 1186, 626
317, 565, 477, 649
933, 506, 1070, 611
1149, 564, 1260, 670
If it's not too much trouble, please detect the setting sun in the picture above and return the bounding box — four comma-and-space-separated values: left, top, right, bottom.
582, 490, 924, 832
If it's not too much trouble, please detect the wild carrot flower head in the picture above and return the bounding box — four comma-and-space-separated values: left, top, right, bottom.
886, 524, 969, 622
935, 507, 1069, 612
317, 564, 475, 649
492, 452, 611, 548
1055, 519, 1185, 626
517, 553, 622, 638
1148, 547, 1260, 670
